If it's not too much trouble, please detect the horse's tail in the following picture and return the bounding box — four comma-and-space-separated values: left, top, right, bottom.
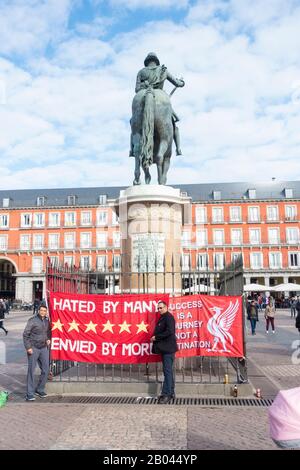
140, 89, 154, 170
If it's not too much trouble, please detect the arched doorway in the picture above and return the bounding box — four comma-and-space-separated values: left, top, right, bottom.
0, 258, 16, 300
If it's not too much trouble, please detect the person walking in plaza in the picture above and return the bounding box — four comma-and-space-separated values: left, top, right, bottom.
23, 303, 51, 401
151, 300, 178, 404
0, 299, 8, 335
247, 300, 258, 335
265, 299, 276, 334
290, 297, 297, 318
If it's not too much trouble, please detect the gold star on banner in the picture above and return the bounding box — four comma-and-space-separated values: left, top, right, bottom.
102, 320, 115, 334
84, 321, 98, 333
68, 320, 80, 333
136, 321, 149, 334
52, 319, 64, 332
119, 321, 131, 334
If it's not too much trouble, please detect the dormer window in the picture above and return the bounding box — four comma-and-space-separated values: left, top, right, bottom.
248, 189, 256, 199
37, 196, 45, 207
284, 188, 293, 199
213, 190, 221, 200
68, 195, 77, 206
2, 198, 9, 208
99, 194, 107, 206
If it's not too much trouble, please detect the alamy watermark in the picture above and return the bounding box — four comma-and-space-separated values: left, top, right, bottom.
0, 340, 6, 364
291, 339, 300, 365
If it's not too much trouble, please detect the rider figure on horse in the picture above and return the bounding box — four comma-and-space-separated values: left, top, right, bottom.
129, 52, 185, 158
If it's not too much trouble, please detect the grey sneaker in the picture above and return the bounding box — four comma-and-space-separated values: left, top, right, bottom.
35, 391, 48, 398
25, 395, 36, 401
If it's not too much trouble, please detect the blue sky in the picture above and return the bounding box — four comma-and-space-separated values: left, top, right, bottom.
0, 0, 300, 189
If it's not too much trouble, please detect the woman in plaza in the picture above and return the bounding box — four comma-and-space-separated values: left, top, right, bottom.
265, 299, 276, 334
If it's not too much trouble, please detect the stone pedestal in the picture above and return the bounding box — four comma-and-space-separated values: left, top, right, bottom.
114, 185, 191, 294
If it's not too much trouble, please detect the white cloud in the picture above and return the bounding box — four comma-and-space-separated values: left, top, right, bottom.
0, 0, 72, 57
108, 0, 189, 9
53, 38, 114, 68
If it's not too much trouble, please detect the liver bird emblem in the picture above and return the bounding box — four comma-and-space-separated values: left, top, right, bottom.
207, 300, 239, 352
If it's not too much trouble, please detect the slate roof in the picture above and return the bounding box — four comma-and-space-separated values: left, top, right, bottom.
0, 181, 299, 208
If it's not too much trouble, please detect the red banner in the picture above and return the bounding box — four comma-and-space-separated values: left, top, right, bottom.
49, 292, 168, 364
49, 293, 244, 363
171, 295, 244, 358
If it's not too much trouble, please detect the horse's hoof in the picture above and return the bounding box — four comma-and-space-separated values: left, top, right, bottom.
133, 179, 141, 186
145, 176, 151, 184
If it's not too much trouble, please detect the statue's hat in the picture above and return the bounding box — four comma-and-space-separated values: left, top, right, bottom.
144, 52, 160, 66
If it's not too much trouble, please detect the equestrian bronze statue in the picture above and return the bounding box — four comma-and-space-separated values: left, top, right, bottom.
129, 52, 185, 185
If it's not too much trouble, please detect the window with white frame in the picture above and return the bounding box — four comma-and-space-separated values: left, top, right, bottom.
0, 214, 9, 228
81, 211, 92, 226
232, 252, 242, 264
230, 206, 241, 222
49, 212, 60, 227
99, 194, 107, 206
284, 188, 293, 198
267, 206, 278, 221
286, 227, 299, 244
32, 257, 43, 273
112, 211, 119, 226
213, 229, 224, 246
68, 195, 76, 206
250, 252, 263, 269
96, 231, 107, 248
37, 196, 45, 207
20, 234, 30, 250
195, 206, 207, 224
80, 232, 91, 249
248, 189, 256, 199
97, 210, 108, 226
33, 234, 44, 250
33, 213, 45, 227
197, 253, 208, 270
48, 234, 60, 250
214, 253, 225, 269
113, 255, 121, 271
80, 256, 91, 271
213, 190, 221, 200
212, 207, 223, 223
285, 205, 297, 221
113, 231, 120, 248
64, 256, 74, 267
65, 212, 76, 226
196, 229, 207, 247
248, 206, 260, 222
0, 235, 8, 251
289, 252, 300, 268
269, 252, 282, 269
49, 256, 59, 267
181, 231, 191, 247
182, 253, 190, 271
249, 228, 261, 245
268, 228, 280, 244
64, 232, 75, 249
96, 255, 107, 271
231, 229, 242, 245
20, 213, 32, 228
2, 198, 9, 208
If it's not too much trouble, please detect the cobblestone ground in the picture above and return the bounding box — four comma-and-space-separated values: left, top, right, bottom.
0, 309, 299, 450
0, 403, 277, 450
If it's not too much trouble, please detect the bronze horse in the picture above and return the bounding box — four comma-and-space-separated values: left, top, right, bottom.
131, 87, 173, 185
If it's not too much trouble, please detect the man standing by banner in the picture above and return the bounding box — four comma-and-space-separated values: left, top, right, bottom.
23, 303, 51, 401
151, 300, 178, 404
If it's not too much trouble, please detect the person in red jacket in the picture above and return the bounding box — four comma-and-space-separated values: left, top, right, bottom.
151, 300, 178, 404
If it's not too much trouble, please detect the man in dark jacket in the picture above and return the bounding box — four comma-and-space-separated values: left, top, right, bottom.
23, 303, 51, 401
151, 300, 178, 404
